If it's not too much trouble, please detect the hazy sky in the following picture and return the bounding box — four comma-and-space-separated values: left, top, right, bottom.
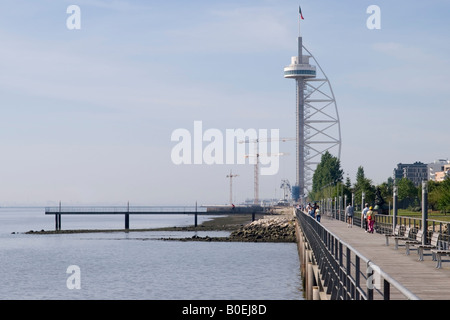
0, 0, 448, 206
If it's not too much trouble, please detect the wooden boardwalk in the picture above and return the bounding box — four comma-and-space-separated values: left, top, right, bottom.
320, 216, 450, 300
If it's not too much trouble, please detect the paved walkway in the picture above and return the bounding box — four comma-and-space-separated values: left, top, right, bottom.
320, 216, 450, 300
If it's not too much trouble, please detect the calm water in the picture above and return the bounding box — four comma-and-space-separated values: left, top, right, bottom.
0, 207, 303, 300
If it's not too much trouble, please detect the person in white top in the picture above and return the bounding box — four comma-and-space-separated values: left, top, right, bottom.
361, 203, 369, 232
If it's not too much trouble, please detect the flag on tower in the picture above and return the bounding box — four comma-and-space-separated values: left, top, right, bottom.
299, 6, 304, 20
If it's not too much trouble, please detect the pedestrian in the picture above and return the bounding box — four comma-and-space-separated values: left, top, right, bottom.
306, 202, 311, 214
361, 203, 369, 232
308, 205, 315, 218
315, 205, 321, 222
345, 203, 354, 227
367, 206, 374, 233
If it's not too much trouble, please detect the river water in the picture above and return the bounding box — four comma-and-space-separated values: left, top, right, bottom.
0, 207, 303, 300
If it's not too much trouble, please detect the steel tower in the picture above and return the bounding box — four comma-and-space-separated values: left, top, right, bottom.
284, 25, 341, 203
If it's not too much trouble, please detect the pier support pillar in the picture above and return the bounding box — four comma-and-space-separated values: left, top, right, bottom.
125, 213, 129, 229
55, 214, 61, 231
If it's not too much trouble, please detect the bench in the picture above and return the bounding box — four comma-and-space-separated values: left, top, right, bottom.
431, 241, 450, 268
405, 230, 423, 255
393, 226, 412, 250
417, 232, 440, 261
385, 224, 401, 246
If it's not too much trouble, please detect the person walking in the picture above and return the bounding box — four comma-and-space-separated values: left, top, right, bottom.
308, 204, 316, 218
361, 203, 369, 232
367, 206, 375, 233
315, 205, 321, 222
345, 203, 354, 227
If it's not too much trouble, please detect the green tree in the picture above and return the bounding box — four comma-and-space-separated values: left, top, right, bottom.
397, 177, 418, 209
353, 166, 375, 205
344, 176, 353, 203
428, 180, 441, 211
438, 178, 450, 213
378, 177, 394, 205
311, 151, 343, 200
429, 178, 450, 213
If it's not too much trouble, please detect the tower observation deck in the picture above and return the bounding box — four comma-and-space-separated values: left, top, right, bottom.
284, 34, 341, 203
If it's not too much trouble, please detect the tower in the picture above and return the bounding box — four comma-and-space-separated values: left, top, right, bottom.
284, 9, 341, 203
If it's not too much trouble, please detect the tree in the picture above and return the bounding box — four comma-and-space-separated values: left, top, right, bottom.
344, 176, 353, 203
397, 177, 418, 209
429, 178, 450, 213
353, 166, 375, 206
378, 177, 394, 206
311, 151, 343, 200
437, 178, 450, 213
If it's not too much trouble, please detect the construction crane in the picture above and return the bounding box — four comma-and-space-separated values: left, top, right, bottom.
226, 170, 239, 205
244, 152, 288, 205
240, 138, 293, 205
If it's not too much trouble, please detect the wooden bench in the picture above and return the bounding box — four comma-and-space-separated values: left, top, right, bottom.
393, 226, 412, 250
431, 241, 450, 268
417, 232, 440, 261
385, 224, 401, 246
405, 230, 423, 255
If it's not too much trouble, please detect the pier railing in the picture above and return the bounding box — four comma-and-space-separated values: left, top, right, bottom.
44, 205, 260, 231
44, 206, 207, 214
296, 209, 419, 300
325, 208, 450, 247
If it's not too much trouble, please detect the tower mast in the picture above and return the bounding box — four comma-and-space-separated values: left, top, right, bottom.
284, 6, 341, 204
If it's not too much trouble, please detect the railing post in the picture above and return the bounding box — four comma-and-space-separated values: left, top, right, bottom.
355, 256, 360, 299
346, 247, 351, 299
384, 279, 390, 300
367, 263, 374, 300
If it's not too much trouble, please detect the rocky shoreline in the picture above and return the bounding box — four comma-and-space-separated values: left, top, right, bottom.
160, 215, 297, 243
229, 215, 296, 242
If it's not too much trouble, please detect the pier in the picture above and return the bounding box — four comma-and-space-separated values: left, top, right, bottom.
295, 208, 450, 300
45, 204, 264, 230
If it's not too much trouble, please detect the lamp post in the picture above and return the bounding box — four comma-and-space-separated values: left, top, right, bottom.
361, 192, 366, 228
393, 185, 398, 232
422, 181, 428, 245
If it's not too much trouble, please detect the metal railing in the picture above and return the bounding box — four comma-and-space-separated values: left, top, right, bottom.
296, 209, 420, 300
325, 206, 450, 245
45, 206, 207, 214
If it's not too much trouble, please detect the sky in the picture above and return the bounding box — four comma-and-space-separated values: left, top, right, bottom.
0, 0, 448, 206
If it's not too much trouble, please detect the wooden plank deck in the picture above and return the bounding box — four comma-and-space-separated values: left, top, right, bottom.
320, 216, 450, 300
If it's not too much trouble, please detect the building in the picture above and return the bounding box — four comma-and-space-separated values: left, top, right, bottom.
393, 162, 428, 186
435, 164, 450, 182
428, 159, 450, 181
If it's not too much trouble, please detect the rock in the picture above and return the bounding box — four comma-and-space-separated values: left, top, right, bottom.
229, 216, 296, 242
